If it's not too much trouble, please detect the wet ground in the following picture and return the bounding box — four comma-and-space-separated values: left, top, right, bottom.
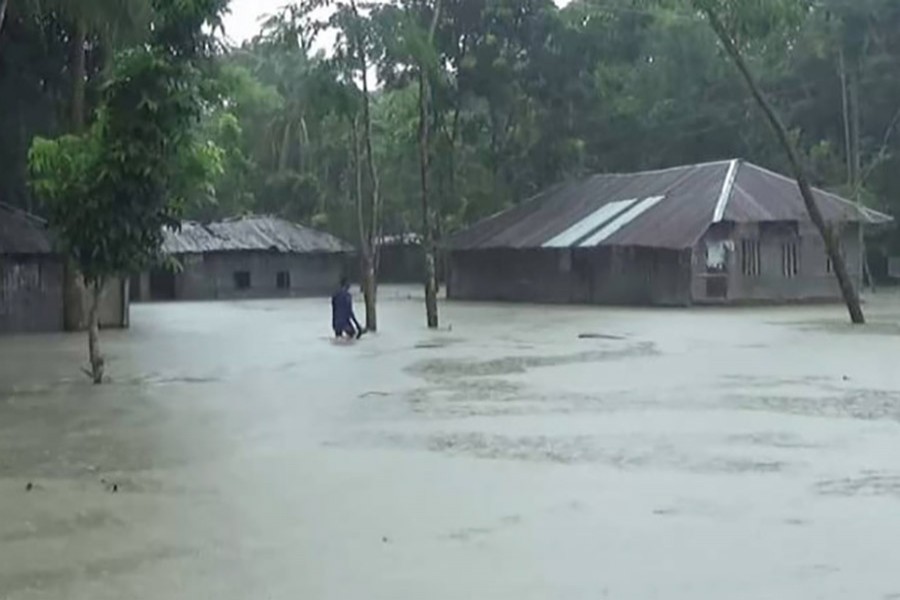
1, 288, 900, 599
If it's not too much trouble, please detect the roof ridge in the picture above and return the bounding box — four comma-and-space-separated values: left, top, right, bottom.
712, 159, 741, 222
596, 159, 736, 178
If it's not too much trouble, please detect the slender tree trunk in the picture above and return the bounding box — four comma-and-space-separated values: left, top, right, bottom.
361, 256, 376, 331
839, 48, 853, 187
299, 116, 309, 173
352, 115, 377, 332
702, 7, 865, 325
62, 19, 90, 332
87, 280, 105, 384
64, 261, 87, 331
71, 18, 87, 131
419, 71, 439, 328
279, 120, 292, 172
418, 0, 442, 330
0, 0, 9, 36
360, 51, 380, 332
849, 66, 862, 198
349, 1, 380, 332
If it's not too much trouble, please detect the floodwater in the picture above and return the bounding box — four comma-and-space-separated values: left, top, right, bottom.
1, 288, 900, 599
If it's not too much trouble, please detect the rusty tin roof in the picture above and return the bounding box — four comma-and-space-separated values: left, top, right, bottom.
0, 203, 54, 256
450, 160, 894, 251
162, 215, 353, 255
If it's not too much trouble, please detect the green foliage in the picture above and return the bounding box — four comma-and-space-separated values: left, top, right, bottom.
27, 0, 226, 284
686, 0, 810, 40
6, 0, 900, 257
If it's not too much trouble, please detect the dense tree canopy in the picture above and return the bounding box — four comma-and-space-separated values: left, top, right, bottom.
3, 0, 900, 254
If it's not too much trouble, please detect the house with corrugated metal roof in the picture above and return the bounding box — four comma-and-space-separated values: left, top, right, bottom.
1, 203, 129, 333
132, 215, 353, 301
0, 202, 64, 332
447, 160, 894, 306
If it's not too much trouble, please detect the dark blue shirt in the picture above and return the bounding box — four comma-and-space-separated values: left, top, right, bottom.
331, 289, 355, 328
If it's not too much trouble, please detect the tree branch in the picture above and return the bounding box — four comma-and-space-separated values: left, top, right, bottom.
701, 5, 865, 325
861, 103, 900, 185
0, 0, 9, 36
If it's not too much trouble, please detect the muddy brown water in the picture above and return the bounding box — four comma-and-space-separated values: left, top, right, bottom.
1, 289, 900, 599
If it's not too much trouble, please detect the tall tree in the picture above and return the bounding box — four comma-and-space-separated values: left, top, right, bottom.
18, 0, 155, 331
308, 0, 385, 332
383, 0, 444, 327
687, 0, 865, 324
30, 0, 226, 382
415, 0, 442, 329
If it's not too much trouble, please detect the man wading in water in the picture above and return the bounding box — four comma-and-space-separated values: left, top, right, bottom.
331, 277, 364, 340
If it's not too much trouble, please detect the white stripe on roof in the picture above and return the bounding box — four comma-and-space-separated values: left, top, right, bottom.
713, 159, 739, 222
542, 199, 638, 248
579, 195, 666, 247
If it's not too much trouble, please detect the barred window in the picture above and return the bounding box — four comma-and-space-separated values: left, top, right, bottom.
782, 243, 800, 278
741, 239, 760, 277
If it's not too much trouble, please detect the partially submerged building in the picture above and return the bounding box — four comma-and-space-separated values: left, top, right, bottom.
132, 215, 353, 301
448, 160, 894, 306
0, 203, 129, 333
0, 203, 63, 332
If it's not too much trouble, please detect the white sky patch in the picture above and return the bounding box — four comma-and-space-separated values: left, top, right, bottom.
222, 0, 572, 45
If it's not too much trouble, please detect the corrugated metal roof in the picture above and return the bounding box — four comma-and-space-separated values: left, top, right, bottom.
722, 163, 865, 223
450, 160, 894, 250
162, 215, 353, 255
0, 202, 54, 255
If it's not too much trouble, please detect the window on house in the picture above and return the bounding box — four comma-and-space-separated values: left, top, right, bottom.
782, 243, 800, 278
741, 239, 761, 277
234, 271, 251, 290
276, 271, 291, 290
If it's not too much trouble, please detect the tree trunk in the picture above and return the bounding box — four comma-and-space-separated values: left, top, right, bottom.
0, 0, 9, 36
71, 18, 87, 132
838, 48, 853, 187
359, 47, 380, 332
278, 120, 292, 172
64, 260, 87, 331
702, 7, 865, 325
849, 66, 862, 198
61, 20, 90, 331
418, 0, 442, 330
350, 0, 380, 332
87, 280, 105, 384
352, 115, 377, 332
419, 71, 439, 329
362, 255, 377, 331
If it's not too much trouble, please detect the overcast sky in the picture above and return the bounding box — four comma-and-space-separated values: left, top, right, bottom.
223, 0, 571, 45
